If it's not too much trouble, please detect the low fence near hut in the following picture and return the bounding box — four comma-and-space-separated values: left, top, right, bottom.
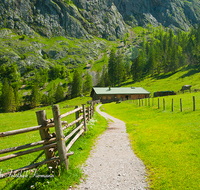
132, 96, 198, 112
0, 101, 98, 179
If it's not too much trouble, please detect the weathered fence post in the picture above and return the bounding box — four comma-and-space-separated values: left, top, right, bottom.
163, 98, 165, 111
91, 102, 94, 116
158, 98, 160, 109
139, 99, 141, 107
172, 98, 173, 112
180, 98, 182, 112
193, 96, 195, 111
82, 104, 87, 131
52, 105, 68, 171
89, 104, 92, 119
87, 106, 91, 121
36, 110, 57, 168
75, 106, 79, 128
92, 102, 95, 116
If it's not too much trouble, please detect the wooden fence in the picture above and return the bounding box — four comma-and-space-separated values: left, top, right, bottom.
0, 102, 97, 179
133, 96, 197, 112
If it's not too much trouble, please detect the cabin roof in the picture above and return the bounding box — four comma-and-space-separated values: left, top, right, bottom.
91, 87, 150, 96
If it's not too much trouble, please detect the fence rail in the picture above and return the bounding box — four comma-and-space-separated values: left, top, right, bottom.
0, 101, 99, 179
132, 96, 197, 112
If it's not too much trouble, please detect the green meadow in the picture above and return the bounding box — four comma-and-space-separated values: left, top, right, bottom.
121, 65, 200, 96
1, 66, 200, 189
0, 96, 108, 190
102, 92, 200, 190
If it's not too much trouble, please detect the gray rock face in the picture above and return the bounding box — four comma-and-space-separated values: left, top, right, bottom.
0, 0, 200, 39
112, 0, 200, 30
0, 0, 128, 39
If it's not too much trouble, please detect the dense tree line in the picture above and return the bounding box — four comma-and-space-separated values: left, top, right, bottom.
97, 49, 129, 87
97, 24, 200, 87
2, 24, 200, 111
0, 64, 93, 112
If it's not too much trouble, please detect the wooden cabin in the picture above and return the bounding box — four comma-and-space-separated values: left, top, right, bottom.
90, 87, 151, 104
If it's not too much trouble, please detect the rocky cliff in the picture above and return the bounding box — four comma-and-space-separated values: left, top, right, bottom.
0, 0, 200, 73
113, 0, 200, 31
0, 0, 128, 40
0, 0, 200, 40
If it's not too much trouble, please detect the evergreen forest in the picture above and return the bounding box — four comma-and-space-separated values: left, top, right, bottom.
1, 24, 200, 112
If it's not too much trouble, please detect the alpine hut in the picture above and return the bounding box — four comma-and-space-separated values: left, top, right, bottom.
90, 87, 151, 104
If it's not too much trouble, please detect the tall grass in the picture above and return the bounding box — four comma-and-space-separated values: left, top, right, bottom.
102, 93, 200, 189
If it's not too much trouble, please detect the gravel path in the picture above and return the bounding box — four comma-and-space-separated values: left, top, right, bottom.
74, 104, 149, 190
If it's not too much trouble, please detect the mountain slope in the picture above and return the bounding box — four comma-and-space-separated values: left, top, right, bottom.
1, 0, 200, 76
0, 0, 128, 39
1, 0, 200, 41
114, 0, 200, 30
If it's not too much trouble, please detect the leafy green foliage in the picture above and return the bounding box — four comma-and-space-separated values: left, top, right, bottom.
30, 82, 40, 108
0, 63, 21, 82
1, 79, 17, 112
35, 69, 49, 88
131, 24, 200, 79
49, 65, 66, 81
71, 70, 82, 98
108, 49, 127, 86
54, 84, 65, 103
97, 65, 110, 87
131, 52, 143, 81
83, 71, 93, 95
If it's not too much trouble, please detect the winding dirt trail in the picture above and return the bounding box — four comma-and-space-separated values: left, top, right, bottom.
74, 104, 149, 190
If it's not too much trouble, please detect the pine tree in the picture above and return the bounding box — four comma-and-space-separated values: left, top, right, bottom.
97, 65, 110, 87
104, 71, 111, 87
41, 94, 49, 106
131, 52, 142, 81
147, 47, 156, 76
83, 72, 93, 95
168, 29, 175, 48
95, 71, 101, 86
1, 79, 10, 111
170, 45, 178, 72
7, 86, 16, 112
14, 87, 20, 111
108, 49, 117, 86
31, 82, 40, 108
54, 84, 65, 103
48, 86, 55, 105
71, 70, 82, 98
116, 50, 125, 86
124, 54, 131, 78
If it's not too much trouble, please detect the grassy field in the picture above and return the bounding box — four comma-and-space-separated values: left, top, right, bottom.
0, 96, 108, 190
102, 92, 200, 189
121, 66, 200, 96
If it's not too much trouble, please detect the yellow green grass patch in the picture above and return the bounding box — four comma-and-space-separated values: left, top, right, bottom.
102, 96, 200, 189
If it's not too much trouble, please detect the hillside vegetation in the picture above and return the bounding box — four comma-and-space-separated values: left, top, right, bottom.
120, 65, 200, 95
97, 24, 200, 88
0, 28, 119, 112
2, 22, 200, 112
1, 0, 200, 113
